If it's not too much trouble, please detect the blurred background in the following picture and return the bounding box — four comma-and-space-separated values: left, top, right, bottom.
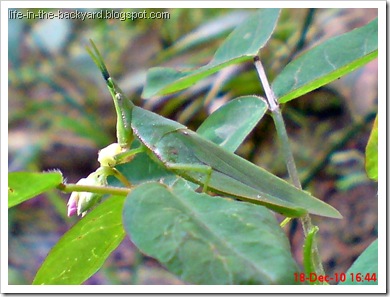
8, 8, 378, 285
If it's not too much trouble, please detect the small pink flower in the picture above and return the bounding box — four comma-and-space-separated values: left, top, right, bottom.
67, 178, 90, 217
66, 173, 106, 217
67, 192, 79, 217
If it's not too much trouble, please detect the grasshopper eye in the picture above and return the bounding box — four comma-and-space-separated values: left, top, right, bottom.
115, 93, 123, 101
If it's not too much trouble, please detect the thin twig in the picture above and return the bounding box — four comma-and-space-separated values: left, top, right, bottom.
58, 183, 130, 196
253, 55, 326, 280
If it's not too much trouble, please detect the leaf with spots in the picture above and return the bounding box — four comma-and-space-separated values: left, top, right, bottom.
123, 181, 300, 285
272, 18, 377, 103
8, 171, 63, 208
142, 8, 280, 98
33, 196, 125, 285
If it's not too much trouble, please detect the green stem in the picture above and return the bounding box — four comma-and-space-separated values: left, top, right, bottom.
58, 183, 130, 196
114, 145, 146, 165
95, 166, 133, 188
111, 168, 132, 188
272, 108, 302, 188
280, 217, 292, 228
253, 56, 325, 280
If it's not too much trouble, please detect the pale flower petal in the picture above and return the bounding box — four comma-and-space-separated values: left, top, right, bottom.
98, 143, 122, 167
66, 177, 102, 217
67, 192, 79, 217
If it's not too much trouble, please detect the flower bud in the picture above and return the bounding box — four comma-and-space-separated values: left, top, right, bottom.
67, 190, 79, 217
67, 171, 107, 217
98, 143, 122, 167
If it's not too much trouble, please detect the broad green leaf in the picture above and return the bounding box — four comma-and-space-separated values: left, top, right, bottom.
123, 181, 300, 285
33, 196, 125, 285
8, 171, 63, 208
272, 18, 378, 103
365, 115, 378, 181
142, 8, 280, 98
338, 239, 378, 285
196, 95, 268, 152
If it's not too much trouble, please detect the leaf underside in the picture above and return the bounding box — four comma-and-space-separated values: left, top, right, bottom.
123, 181, 300, 285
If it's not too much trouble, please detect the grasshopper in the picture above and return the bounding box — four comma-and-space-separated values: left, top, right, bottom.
86, 40, 341, 219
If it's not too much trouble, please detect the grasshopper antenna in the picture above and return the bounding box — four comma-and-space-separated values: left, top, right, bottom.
86, 39, 130, 100
86, 39, 135, 149
86, 39, 111, 82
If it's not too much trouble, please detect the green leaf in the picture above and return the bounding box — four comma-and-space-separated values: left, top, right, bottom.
142, 8, 280, 98
338, 239, 378, 285
365, 115, 378, 181
272, 18, 378, 103
33, 196, 125, 285
8, 171, 63, 208
115, 142, 174, 186
158, 10, 251, 62
123, 181, 300, 285
196, 95, 268, 152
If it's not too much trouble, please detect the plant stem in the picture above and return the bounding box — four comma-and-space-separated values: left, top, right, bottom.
111, 168, 132, 188
272, 108, 302, 188
253, 56, 326, 280
58, 183, 130, 196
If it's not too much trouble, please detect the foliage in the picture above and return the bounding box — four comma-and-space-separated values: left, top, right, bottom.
8, 172, 62, 208
365, 115, 378, 181
124, 181, 299, 285
338, 239, 378, 285
8, 8, 378, 287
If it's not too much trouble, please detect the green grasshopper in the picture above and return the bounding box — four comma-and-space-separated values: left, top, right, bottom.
86, 40, 341, 219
